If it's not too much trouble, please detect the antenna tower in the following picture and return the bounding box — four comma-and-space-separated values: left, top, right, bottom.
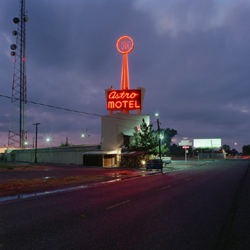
8, 0, 28, 149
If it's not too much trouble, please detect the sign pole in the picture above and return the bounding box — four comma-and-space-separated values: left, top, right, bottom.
179, 138, 192, 165
185, 149, 187, 164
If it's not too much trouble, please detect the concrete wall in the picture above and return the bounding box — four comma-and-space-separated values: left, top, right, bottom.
101, 113, 150, 151
4, 145, 101, 165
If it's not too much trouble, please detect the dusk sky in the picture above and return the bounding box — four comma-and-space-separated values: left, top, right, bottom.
1, 0, 250, 152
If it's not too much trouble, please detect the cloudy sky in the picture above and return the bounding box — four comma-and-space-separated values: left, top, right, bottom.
0, 0, 250, 152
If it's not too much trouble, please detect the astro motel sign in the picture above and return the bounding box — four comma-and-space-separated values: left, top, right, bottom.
107, 90, 141, 110
106, 36, 142, 113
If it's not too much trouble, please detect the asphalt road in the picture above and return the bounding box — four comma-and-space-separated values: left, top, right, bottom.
1, 159, 250, 250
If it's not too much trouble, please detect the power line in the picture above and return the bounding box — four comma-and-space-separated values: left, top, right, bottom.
0, 94, 102, 117
0, 94, 150, 122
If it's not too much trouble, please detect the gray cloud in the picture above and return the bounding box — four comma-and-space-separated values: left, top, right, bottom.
0, 0, 249, 151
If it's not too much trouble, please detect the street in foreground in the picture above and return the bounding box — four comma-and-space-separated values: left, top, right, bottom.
1, 159, 250, 250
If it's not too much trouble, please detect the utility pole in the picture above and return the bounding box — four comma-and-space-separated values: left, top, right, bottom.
157, 119, 161, 159
211, 140, 214, 161
33, 123, 40, 162
8, 0, 28, 149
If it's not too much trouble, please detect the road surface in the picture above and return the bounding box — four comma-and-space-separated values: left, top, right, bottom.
1, 159, 250, 249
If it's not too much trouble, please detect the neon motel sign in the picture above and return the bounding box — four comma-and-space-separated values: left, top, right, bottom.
107, 89, 141, 110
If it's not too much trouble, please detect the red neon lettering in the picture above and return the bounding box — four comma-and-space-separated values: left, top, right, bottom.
108, 101, 115, 109
129, 101, 134, 109
108, 92, 116, 99
108, 100, 141, 110
108, 91, 138, 100
130, 93, 137, 98
115, 101, 122, 109
135, 100, 140, 109
107, 89, 141, 110
123, 100, 128, 108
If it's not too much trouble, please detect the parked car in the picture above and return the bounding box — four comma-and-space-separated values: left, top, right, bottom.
146, 159, 163, 171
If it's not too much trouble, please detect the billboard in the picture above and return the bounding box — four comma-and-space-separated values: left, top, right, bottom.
107, 89, 141, 111
193, 139, 221, 148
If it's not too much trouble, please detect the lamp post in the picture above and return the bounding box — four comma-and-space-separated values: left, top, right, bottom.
81, 134, 85, 145
87, 135, 90, 145
66, 136, 70, 146
232, 142, 237, 156
82, 132, 90, 145
33, 123, 40, 163
155, 113, 161, 159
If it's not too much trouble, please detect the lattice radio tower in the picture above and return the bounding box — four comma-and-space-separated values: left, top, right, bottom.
8, 0, 28, 149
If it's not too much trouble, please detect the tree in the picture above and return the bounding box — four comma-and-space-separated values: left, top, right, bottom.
220, 144, 231, 154
231, 149, 239, 156
130, 119, 158, 154
60, 141, 74, 147
157, 128, 177, 156
169, 143, 184, 156
154, 144, 169, 156
129, 119, 178, 156
242, 145, 250, 155
161, 128, 177, 148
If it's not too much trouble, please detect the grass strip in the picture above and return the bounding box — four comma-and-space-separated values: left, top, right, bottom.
0, 163, 54, 170
0, 175, 113, 197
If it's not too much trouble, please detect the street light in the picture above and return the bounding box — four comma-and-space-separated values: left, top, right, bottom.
155, 113, 161, 159
232, 142, 237, 156
66, 136, 70, 146
33, 123, 40, 163
81, 133, 90, 145
45, 136, 53, 144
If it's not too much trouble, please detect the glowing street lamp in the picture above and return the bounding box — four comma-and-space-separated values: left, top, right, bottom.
24, 141, 28, 148
81, 134, 85, 145
42, 135, 54, 145
81, 132, 90, 145
45, 137, 52, 143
